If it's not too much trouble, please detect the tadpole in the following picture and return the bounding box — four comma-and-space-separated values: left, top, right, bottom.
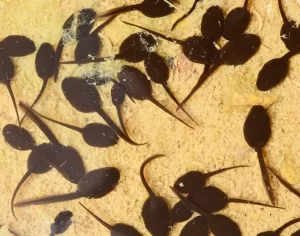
11, 143, 54, 219
0, 35, 36, 57
180, 216, 209, 236
118, 66, 193, 128
79, 203, 141, 236
170, 201, 193, 226
292, 230, 300, 236
75, 15, 116, 63
174, 165, 248, 194
144, 52, 197, 124
256, 49, 300, 91
278, 0, 300, 51
97, 0, 175, 19
171, 187, 242, 236
61, 32, 157, 64
19, 102, 85, 184
140, 155, 170, 236
20, 43, 56, 124
111, 83, 130, 137
223, 0, 250, 40
257, 218, 300, 236
34, 110, 119, 148
123, 21, 216, 64
14, 167, 120, 207
188, 186, 283, 213
171, 0, 202, 31
0, 49, 21, 125
179, 33, 260, 107
61, 77, 143, 145
50, 211, 73, 236
243, 105, 275, 205
201, 6, 224, 42
2, 124, 35, 150
269, 168, 300, 198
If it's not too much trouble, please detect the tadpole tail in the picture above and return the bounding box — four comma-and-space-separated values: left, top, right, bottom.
275, 217, 300, 234
141, 155, 165, 196
97, 4, 140, 18
60, 55, 112, 65
148, 96, 193, 129
19, 102, 61, 148
92, 15, 118, 35
282, 50, 300, 61
228, 198, 284, 209
11, 171, 31, 220
256, 148, 276, 206
162, 83, 198, 125
170, 187, 211, 220
171, 0, 200, 31
33, 110, 82, 133
204, 165, 249, 178
122, 21, 184, 45
278, 0, 288, 23
178, 63, 217, 110
6, 82, 21, 126
79, 203, 113, 230
14, 192, 79, 207
20, 80, 48, 125
54, 39, 64, 82
96, 107, 146, 146
269, 167, 300, 198
116, 106, 130, 137
243, 0, 250, 8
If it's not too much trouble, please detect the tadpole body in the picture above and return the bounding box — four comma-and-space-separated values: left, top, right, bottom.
2, 124, 35, 150
180, 216, 209, 236
0, 35, 36, 57
223, 0, 251, 40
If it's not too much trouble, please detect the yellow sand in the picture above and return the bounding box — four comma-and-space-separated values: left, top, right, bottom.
1, 0, 300, 235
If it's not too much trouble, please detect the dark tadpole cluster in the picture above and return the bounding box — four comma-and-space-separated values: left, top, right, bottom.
1, 1, 300, 235
256, 0, 300, 91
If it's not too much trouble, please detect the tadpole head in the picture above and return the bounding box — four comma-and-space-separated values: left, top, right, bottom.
256, 57, 289, 91
3, 124, 36, 150
223, 8, 250, 40
35, 43, 56, 80
280, 21, 300, 52
118, 66, 152, 100
119, 32, 157, 63
0, 35, 36, 57
144, 52, 169, 84
140, 0, 175, 18
77, 167, 120, 198
201, 6, 224, 41
243, 105, 271, 150
62, 77, 101, 113
174, 171, 205, 194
